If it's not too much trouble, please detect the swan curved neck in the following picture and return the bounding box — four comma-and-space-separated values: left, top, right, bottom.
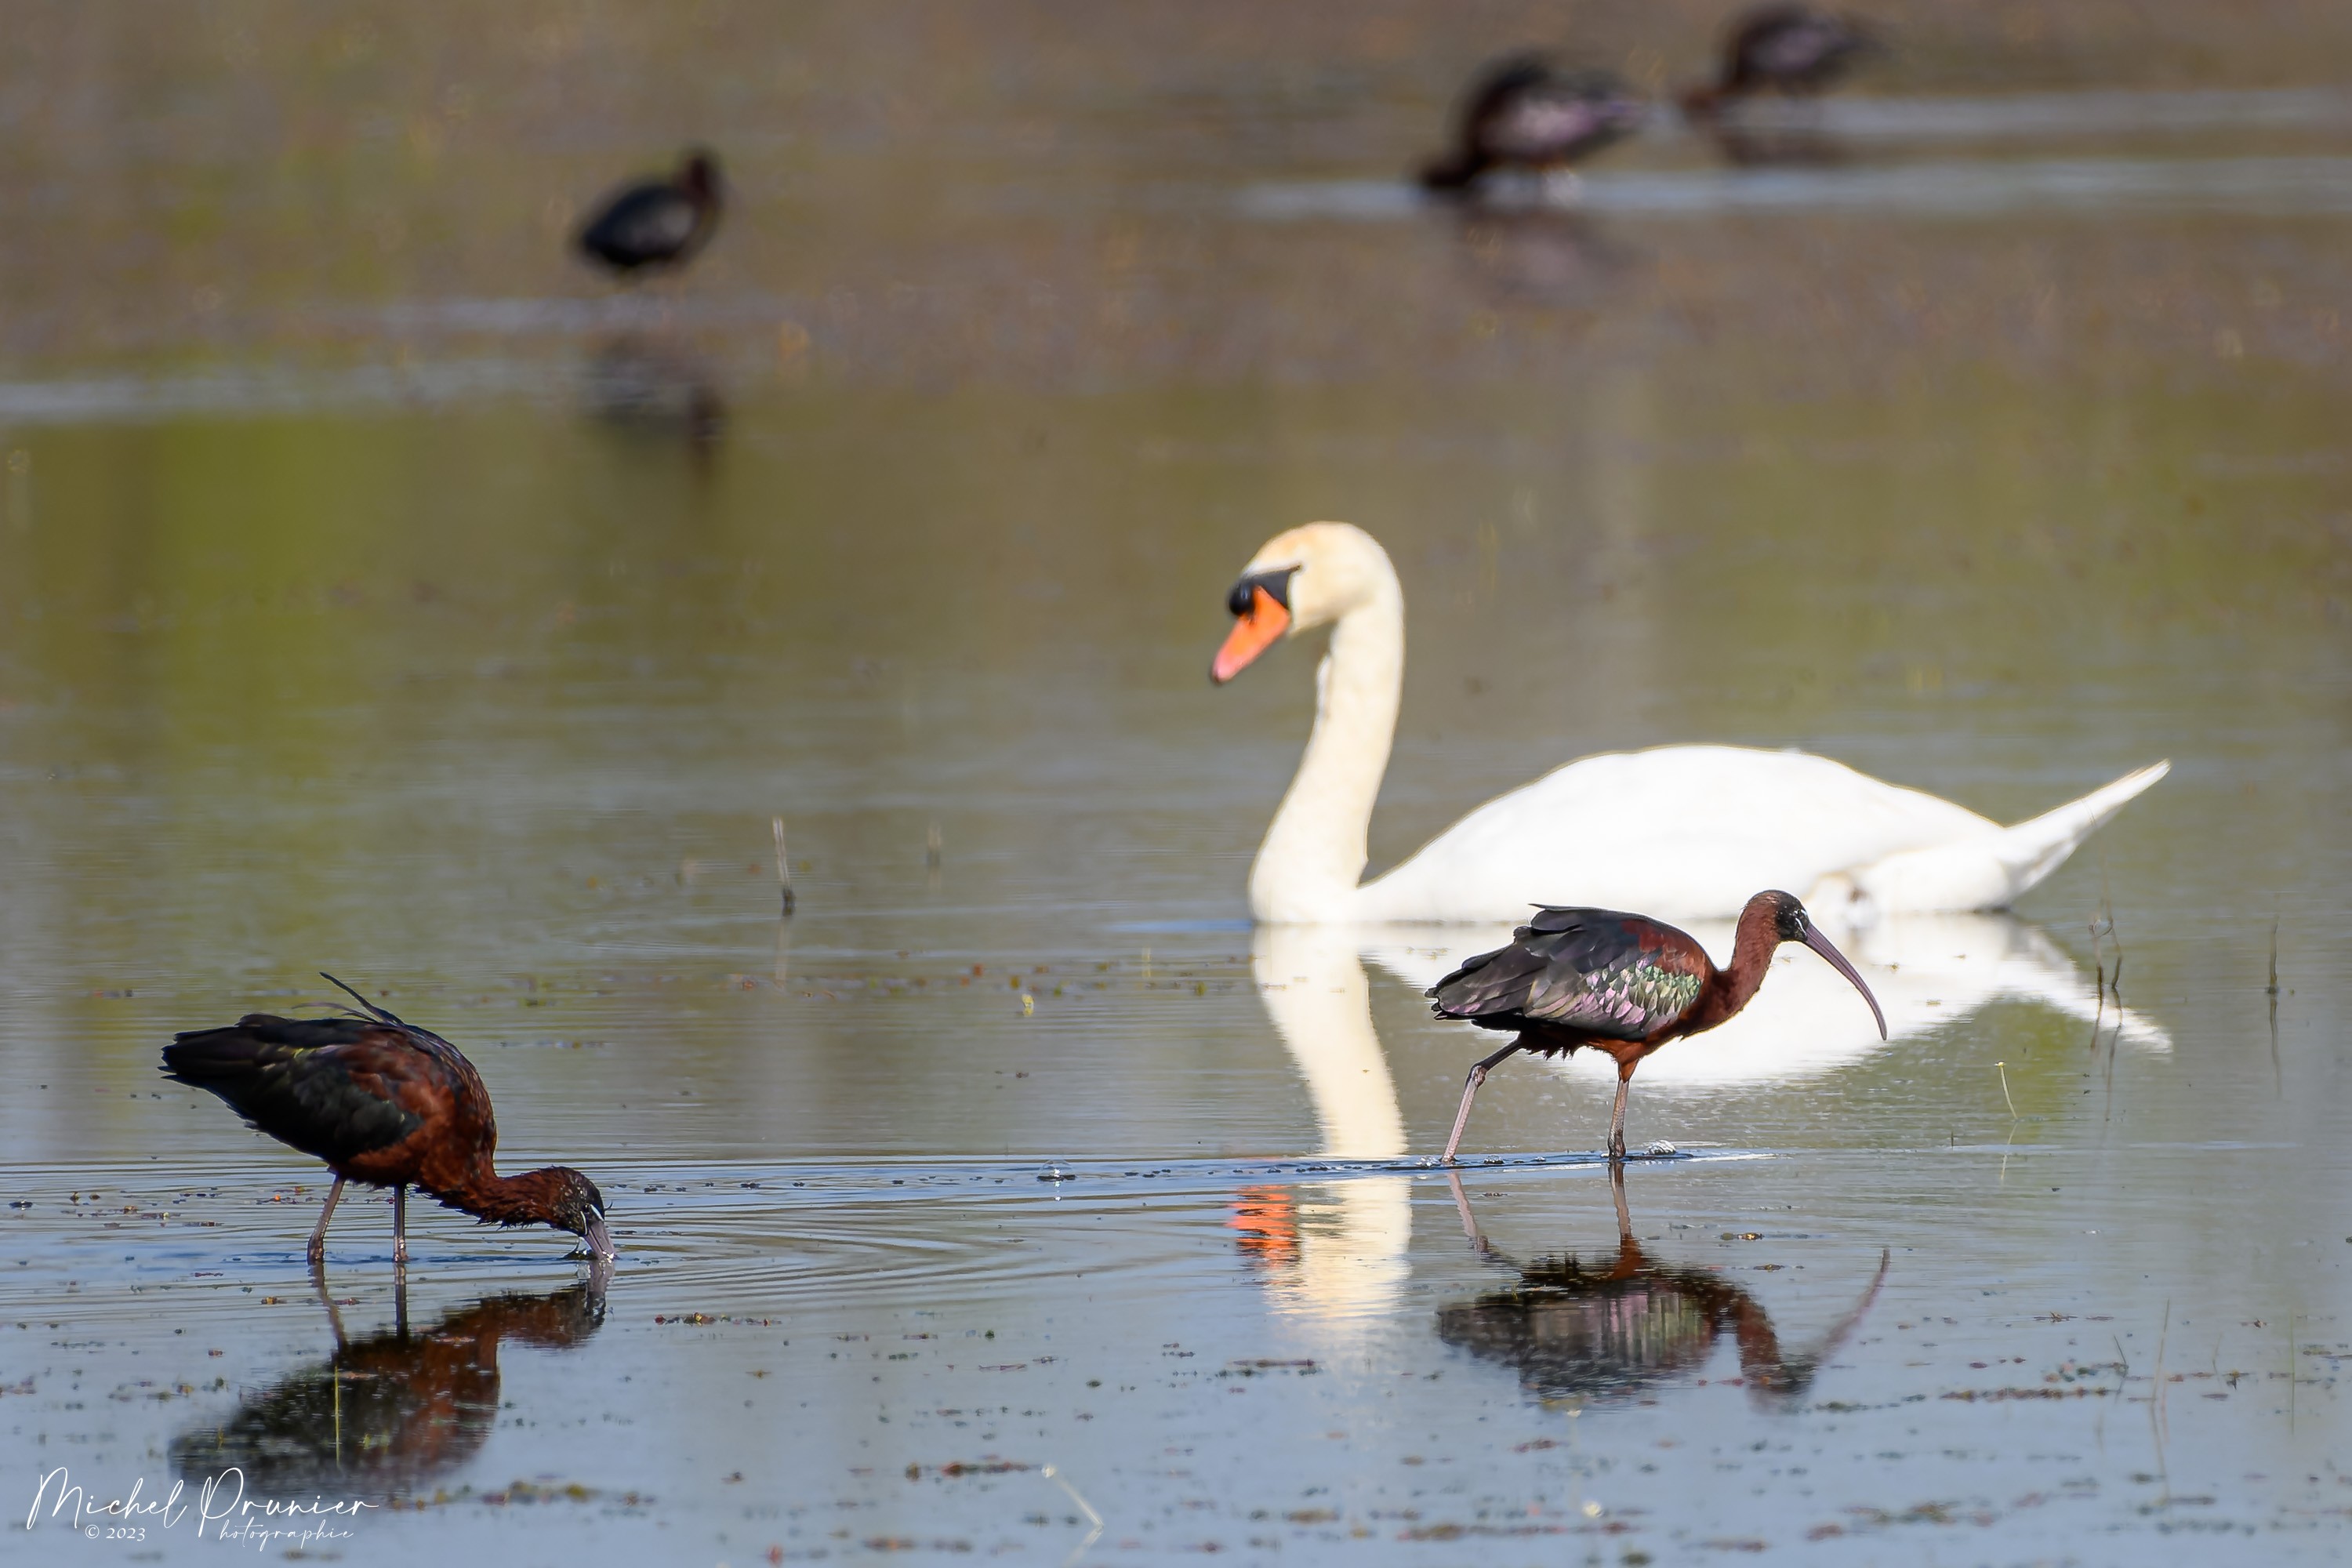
1249, 584, 1403, 923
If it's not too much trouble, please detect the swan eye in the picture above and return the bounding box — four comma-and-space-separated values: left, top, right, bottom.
1226, 568, 1295, 617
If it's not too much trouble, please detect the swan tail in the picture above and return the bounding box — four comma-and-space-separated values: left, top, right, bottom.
1840, 761, 2170, 916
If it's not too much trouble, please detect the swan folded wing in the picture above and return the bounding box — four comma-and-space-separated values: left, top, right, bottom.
162, 1016, 425, 1167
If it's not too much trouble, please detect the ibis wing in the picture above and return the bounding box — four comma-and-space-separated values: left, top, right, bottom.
579, 186, 699, 264
162, 1015, 425, 1167
1429, 907, 1705, 1040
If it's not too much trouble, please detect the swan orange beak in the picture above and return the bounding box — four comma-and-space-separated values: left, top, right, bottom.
1211, 586, 1291, 684
1799, 924, 1889, 1040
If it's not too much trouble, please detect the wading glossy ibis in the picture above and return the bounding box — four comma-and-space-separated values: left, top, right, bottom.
1421, 56, 1648, 194
1681, 5, 1880, 118
162, 977, 614, 1265
1429, 891, 1886, 1160
575, 148, 724, 277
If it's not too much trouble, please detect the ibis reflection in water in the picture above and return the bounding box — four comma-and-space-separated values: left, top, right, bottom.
1436, 1169, 1887, 1410
171, 1262, 608, 1499
584, 335, 727, 451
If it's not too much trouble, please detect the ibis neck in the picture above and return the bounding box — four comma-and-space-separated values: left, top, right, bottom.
434, 1167, 568, 1229
1248, 578, 1404, 923
1688, 903, 1782, 1032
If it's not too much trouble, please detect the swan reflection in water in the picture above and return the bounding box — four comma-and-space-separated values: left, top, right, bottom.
1438, 1167, 1886, 1410
171, 1261, 609, 1499
1230, 924, 1414, 1322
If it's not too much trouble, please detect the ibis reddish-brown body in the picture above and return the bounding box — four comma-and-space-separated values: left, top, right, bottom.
1682, 5, 1880, 118
1421, 56, 1649, 192
1429, 890, 1886, 1160
161, 978, 612, 1266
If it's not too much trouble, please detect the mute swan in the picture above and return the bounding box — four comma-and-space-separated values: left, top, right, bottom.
1210, 521, 2168, 924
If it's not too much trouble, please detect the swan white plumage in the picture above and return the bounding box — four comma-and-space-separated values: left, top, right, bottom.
1211, 521, 2168, 925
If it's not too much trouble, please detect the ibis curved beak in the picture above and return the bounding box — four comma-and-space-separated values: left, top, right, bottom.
1211, 586, 1290, 684
583, 1210, 615, 1260
1800, 923, 1888, 1040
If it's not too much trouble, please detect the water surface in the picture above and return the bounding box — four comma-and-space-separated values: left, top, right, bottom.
2, 5, 2350, 1563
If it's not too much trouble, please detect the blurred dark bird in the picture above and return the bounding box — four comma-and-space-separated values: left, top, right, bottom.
1421, 56, 1648, 194
162, 976, 614, 1265
1682, 6, 1880, 118
172, 1267, 608, 1499
1437, 1167, 1888, 1409
1429, 890, 1885, 1160
575, 148, 724, 276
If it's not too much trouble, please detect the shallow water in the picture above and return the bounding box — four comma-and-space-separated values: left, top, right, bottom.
3, 5, 2350, 1564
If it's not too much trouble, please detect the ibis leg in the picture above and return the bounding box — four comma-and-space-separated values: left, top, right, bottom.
392, 1184, 408, 1266
307, 1176, 346, 1264
309, 1256, 347, 1348
1440, 1042, 1525, 1163
1444, 1168, 1480, 1244
1606, 1066, 1635, 1161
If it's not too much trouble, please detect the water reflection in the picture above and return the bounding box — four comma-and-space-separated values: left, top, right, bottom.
169, 1263, 609, 1500
1368, 911, 2166, 1087
583, 335, 726, 450
1436, 1170, 1886, 1410
1700, 120, 1850, 169
1233, 926, 1410, 1319
1449, 210, 1632, 306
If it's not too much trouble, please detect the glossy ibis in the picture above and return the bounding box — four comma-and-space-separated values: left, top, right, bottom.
1429, 891, 1886, 1160
1421, 56, 1648, 194
1682, 5, 1880, 118
575, 148, 724, 277
1438, 1165, 1888, 1408
162, 977, 613, 1265
1209, 521, 2169, 923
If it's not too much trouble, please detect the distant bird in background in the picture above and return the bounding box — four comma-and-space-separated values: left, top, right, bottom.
1428, 891, 1886, 1160
1421, 56, 1649, 194
1681, 5, 1881, 118
575, 148, 724, 277
162, 976, 614, 1266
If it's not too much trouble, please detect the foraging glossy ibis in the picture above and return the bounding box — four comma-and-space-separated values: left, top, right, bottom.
1209, 522, 2169, 923
1437, 1165, 1888, 1408
161, 977, 613, 1265
1681, 5, 1879, 118
1421, 56, 1648, 194
575, 148, 724, 277
1429, 891, 1886, 1160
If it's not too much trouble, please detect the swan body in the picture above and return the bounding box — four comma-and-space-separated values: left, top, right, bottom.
1212, 522, 2167, 926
